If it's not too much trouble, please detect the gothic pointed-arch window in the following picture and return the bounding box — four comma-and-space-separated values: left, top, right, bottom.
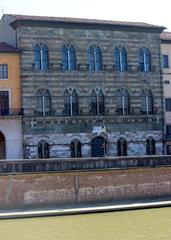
146, 137, 155, 155
90, 90, 104, 115
70, 139, 82, 158
34, 44, 49, 70
114, 47, 127, 71
141, 90, 153, 114
117, 137, 127, 156
138, 48, 151, 72
116, 89, 129, 115
36, 89, 51, 116
121, 47, 127, 71
64, 90, 78, 116
88, 45, 102, 71
38, 141, 50, 158
61, 44, 76, 70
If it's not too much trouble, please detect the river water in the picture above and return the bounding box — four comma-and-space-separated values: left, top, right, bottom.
0, 207, 171, 240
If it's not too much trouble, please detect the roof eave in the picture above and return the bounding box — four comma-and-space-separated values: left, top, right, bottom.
11, 19, 166, 33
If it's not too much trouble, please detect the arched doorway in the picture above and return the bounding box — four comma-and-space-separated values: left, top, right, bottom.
0, 132, 5, 159
91, 136, 106, 157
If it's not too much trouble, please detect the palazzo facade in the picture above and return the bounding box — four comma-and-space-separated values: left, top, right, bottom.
0, 14, 165, 158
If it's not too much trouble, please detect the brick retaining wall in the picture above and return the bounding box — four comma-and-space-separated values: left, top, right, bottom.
0, 167, 171, 209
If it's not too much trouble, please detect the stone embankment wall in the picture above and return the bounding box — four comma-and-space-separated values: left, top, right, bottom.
0, 167, 171, 209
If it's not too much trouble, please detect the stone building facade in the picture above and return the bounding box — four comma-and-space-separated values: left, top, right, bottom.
0, 14, 165, 158
161, 32, 171, 154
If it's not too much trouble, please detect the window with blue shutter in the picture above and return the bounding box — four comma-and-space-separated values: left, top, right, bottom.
88, 46, 95, 71
61, 45, 68, 70
69, 45, 76, 70
96, 46, 102, 71
162, 55, 169, 68
138, 48, 144, 71
138, 48, 151, 72
34, 44, 41, 70
114, 47, 120, 71
121, 47, 127, 71
36, 89, 51, 116
145, 48, 151, 72
42, 45, 49, 70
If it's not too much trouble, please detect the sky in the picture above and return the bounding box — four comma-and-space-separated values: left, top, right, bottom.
0, 0, 170, 31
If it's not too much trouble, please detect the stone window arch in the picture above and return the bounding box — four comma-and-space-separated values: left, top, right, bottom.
70, 139, 82, 158
61, 44, 76, 70
34, 44, 49, 70
146, 137, 155, 155
36, 88, 51, 116
38, 141, 50, 158
138, 47, 151, 72
141, 90, 153, 114
116, 89, 129, 115
88, 45, 102, 71
117, 137, 127, 156
64, 89, 78, 116
114, 46, 127, 71
90, 89, 104, 115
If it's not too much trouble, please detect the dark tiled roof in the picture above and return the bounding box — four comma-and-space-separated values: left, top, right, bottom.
160, 31, 171, 41
4, 14, 165, 30
0, 42, 20, 53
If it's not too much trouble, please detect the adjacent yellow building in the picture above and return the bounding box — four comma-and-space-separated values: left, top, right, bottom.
0, 42, 23, 159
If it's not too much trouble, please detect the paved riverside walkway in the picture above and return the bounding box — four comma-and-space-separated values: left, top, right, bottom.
0, 199, 171, 219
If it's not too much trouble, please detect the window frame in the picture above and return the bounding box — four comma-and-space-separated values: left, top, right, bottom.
116, 89, 129, 115
88, 45, 102, 71
64, 90, 78, 116
61, 44, 76, 71
138, 48, 151, 72
34, 44, 49, 71
90, 90, 105, 115
165, 98, 171, 112
38, 141, 50, 158
36, 89, 51, 116
0, 64, 8, 79
0, 90, 9, 115
162, 55, 169, 69
146, 137, 155, 155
